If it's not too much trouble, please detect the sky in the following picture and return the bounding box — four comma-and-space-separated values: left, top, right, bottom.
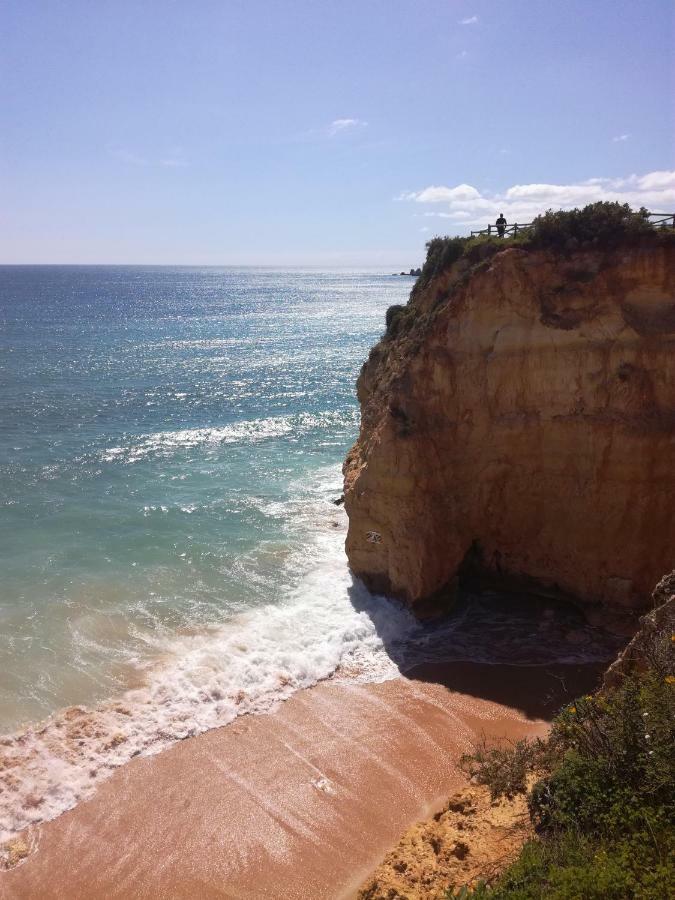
1, 0, 673, 266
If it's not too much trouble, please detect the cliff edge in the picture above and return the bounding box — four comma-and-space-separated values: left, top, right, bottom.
344, 228, 675, 615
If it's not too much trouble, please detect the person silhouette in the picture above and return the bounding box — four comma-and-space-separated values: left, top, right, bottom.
496, 213, 507, 237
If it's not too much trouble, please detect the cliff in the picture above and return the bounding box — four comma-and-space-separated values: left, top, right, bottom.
344, 234, 675, 615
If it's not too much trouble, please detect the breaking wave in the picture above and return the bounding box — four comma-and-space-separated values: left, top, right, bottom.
102, 411, 359, 463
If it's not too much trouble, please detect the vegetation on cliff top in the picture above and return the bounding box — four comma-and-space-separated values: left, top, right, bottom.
382, 201, 673, 340
449, 618, 674, 899
417, 201, 669, 290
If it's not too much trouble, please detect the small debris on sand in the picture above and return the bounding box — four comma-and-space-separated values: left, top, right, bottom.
1, 836, 32, 870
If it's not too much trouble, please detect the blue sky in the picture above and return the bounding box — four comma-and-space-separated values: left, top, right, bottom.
2, 0, 673, 265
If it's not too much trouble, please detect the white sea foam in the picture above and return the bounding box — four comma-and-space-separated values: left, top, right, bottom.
102, 411, 357, 463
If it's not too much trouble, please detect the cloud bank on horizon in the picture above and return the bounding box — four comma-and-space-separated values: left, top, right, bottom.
400, 170, 675, 230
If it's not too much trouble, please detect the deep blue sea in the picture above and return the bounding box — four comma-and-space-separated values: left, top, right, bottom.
0, 266, 620, 840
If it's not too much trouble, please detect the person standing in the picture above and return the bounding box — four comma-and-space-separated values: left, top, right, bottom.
495, 213, 507, 237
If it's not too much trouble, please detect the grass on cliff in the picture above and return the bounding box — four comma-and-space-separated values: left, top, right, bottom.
448, 625, 674, 899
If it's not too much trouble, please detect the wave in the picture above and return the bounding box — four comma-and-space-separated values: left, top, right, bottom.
102, 411, 358, 463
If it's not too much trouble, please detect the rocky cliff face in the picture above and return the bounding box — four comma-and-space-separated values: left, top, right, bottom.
344, 239, 675, 615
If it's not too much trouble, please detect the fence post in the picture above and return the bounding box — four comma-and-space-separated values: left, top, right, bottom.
488, 224, 491, 236
514, 224, 518, 237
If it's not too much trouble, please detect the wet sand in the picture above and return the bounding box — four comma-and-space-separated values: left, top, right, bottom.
1, 662, 602, 899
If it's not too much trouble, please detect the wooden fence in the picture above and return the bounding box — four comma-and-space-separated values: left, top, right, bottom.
470, 212, 675, 239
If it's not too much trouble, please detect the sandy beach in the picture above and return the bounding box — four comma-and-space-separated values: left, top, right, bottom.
1, 661, 601, 899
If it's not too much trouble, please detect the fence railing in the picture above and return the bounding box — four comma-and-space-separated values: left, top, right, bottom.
470, 222, 531, 238
470, 212, 675, 239
648, 213, 675, 229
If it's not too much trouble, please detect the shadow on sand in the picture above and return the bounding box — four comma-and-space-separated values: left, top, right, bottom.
402, 659, 606, 721
347, 578, 621, 721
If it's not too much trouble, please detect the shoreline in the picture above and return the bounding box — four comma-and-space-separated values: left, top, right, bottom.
1, 660, 603, 899
0, 551, 620, 848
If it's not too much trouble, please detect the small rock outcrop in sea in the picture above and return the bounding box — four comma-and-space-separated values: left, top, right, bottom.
344, 231, 675, 615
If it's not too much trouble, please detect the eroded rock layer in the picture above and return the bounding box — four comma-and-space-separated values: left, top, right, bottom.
344, 240, 675, 614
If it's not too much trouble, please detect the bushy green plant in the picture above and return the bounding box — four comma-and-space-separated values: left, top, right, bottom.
384, 303, 406, 335
522, 202, 653, 251
416, 236, 470, 289
530, 666, 674, 834
460, 738, 544, 800
452, 827, 674, 899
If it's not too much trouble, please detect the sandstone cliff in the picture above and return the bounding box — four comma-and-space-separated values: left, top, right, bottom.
344, 236, 675, 615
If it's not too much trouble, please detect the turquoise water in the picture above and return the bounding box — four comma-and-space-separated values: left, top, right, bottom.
0, 266, 410, 729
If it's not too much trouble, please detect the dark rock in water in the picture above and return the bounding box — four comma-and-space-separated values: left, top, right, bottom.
332, 495, 345, 506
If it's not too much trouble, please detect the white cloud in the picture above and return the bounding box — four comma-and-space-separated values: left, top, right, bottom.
612, 134, 631, 142
328, 118, 367, 136
456, 50, 469, 60
400, 184, 482, 203
636, 170, 675, 191
401, 170, 675, 229
459, 16, 478, 25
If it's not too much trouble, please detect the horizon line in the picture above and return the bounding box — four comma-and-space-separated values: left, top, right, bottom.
0, 262, 421, 270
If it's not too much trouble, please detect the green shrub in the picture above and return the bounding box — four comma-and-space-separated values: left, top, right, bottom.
384, 303, 406, 335
452, 827, 674, 899
522, 202, 653, 251
416, 236, 470, 289
460, 738, 544, 800
530, 667, 674, 835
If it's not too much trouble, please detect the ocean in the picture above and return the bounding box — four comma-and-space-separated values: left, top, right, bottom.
0, 266, 621, 841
